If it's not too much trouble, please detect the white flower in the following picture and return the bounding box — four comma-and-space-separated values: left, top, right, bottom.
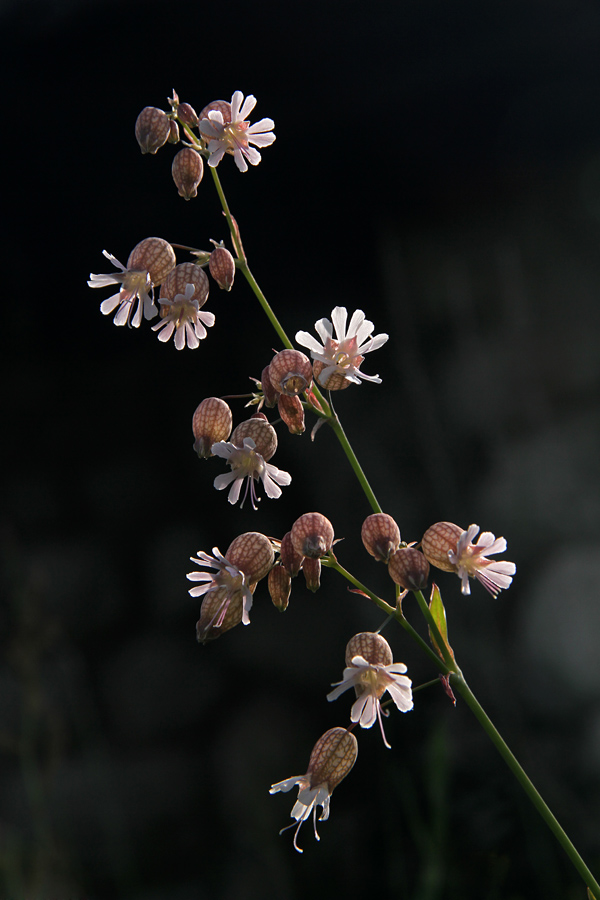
198, 91, 276, 173
327, 655, 413, 749
295, 306, 388, 387
211, 437, 291, 509
269, 727, 357, 853
187, 547, 253, 626
448, 524, 516, 598
151, 283, 215, 349
88, 250, 157, 328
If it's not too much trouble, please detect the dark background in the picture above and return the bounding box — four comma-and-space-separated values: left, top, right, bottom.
2, 0, 600, 898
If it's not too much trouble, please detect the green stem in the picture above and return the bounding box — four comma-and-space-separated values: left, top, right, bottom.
328, 415, 382, 514
452, 675, 600, 899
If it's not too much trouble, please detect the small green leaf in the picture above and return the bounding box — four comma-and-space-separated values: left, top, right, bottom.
428, 583, 455, 662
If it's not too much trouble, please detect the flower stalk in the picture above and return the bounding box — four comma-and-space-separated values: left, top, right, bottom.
452, 675, 600, 900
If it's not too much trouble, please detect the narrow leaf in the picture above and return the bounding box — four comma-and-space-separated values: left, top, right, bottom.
428, 583, 455, 662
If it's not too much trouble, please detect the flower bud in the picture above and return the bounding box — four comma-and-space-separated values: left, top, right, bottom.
135, 107, 170, 154
177, 102, 199, 127
260, 365, 279, 408
388, 547, 430, 591
192, 397, 233, 458
291, 512, 334, 559
302, 557, 321, 592
160, 262, 209, 305
127, 237, 176, 286
230, 416, 277, 461
277, 394, 305, 435
345, 632, 393, 668
268, 350, 313, 396
312, 360, 352, 391
168, 119, 180, 143
226, 531, 274, 584
199, 100, 232, 125
361, 513, 400, 563
268, 564, 291, 610
171, 147, 204, 199
280, 531, 304, 577
208, 245, 236, 291
421, 522, 464, 572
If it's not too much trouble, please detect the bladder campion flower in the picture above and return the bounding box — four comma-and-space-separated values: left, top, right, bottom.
198, 91, 276, 173
88, 238, 176, 328
269, 727, 358, 853
327, 632, 413, 748
187, 532, 274, 640
295, 306, 388, 389
152, 283, 215, 349
211, 437, 291, 508
422, 522, 516, 598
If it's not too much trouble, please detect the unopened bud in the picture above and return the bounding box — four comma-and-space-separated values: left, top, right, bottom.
172, 147, 204, 199
268, 350, 313, 396
280, 531, 304, 577
302, 557, 321, 592
168, 120, 180, 143
421, 522, 464, 572
127, 237, 176, 286
177, 102, 199, 127
135, 107, 170, 154
277, 394, 305, 434
226, 532, 274, 584
388, 547, 430, 590
260, 365, 278, 408
361, 513, 401, 563
291, 512, 334, 559
192, 397, 232, 457
230, 417, 277, 461
160, 261, 209, 305
209, 245, 236, 290
268, 564, 291, 610
345, 632, 393, 667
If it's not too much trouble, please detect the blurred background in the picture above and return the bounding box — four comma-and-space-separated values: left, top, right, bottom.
2, 0, 600, 897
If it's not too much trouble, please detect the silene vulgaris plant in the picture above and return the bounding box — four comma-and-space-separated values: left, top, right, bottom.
88, 89, 600, 894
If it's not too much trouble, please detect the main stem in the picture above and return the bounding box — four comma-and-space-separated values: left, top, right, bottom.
453, 675, 600, 899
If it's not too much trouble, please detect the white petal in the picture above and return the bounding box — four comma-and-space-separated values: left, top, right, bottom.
314, 317, 333, 342
247, 117, 274, 133
330, 306, 349, 341
233, 148, 249, 172
213, 471, 237, 490
100, 292, 122, 315
347, 309, 367, 338
295, 331, 323, 353
227, 477, 243, 505
237, 93, 257, 120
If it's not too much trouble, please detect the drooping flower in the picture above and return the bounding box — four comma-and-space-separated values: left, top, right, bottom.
88, 238, 176, 328
198, 91, 276, 173
448, 524, 516, 598
422, 521, 516, 598
295, 306, 388, 389
151, 283, 215, 349
187, 533, 274, 641
327, 632, 413, 748
211, 437, 291, 509
187, 547, 253, 630
269, 727, 358, 853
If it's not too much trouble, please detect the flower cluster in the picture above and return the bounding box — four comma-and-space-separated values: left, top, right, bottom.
90, 87, 524, 861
